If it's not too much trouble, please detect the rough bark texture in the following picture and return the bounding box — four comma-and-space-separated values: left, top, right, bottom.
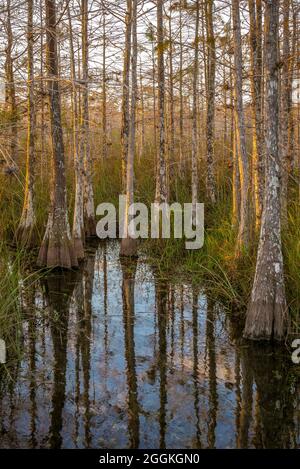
68, 5, 84, 260
249, 0, 264, 229
120, 0, 138, 257
121, 0, 132, 193
205, 0, 216, 203
191, 0, 200, 224
81, 0, 96, 237
37, 0, 77, 269
280, 0, 293, 223
5, 0, 18, 169
179, 5, 184, 171
167, 7, 175, 184
16, 0, 37, 247
232, 122, 241, 229
155, 0, 167, 204
102, 10, 108, 160
232, 0, 250, 253
244, 0, 287, 341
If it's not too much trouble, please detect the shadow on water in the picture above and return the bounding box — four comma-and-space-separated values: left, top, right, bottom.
0, 241, 299, 448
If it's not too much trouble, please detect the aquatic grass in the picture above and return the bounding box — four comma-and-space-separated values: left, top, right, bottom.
283, 199, 300, 322
0, 243, 46, 365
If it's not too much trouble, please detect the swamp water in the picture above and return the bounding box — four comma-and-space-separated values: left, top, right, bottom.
0, 241, 299, 448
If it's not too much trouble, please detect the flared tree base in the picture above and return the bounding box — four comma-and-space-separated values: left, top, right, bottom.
244, 297, 287, 341
37, 235, 78, 269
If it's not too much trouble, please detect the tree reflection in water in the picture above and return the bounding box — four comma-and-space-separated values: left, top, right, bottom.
0, 242, 298, 448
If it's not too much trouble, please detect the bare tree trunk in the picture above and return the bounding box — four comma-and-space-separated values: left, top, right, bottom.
120, 0, 138, 257
179, 4, 184, 171
244, 0, 287, 341
5, 0, 18, 169
280, 0, 293, 223
205, 0, 216, 203
232, 122, 241, 229
102, 7, 107, 160
40, 0, 46, 178
16, 0, 36, 247
167, 5, 175, 183
121, 0, 132, 192
155, 0, 167, 204
232, 0, 250, 253
151, 38, 157, 158
37, 0, 77, 269
138, 55, 145, 162
192, 0, 200, 224
68, 4, 85, 260
81, 0, 96, 237
249, 0, 264, 230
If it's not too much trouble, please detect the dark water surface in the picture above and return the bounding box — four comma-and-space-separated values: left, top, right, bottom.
0, 242, 299, 448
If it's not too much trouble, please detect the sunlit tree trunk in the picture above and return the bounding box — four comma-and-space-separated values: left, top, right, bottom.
280, 0, 293, 223
120, 0, 138, 257
167, 6, 175, 183
68, 5, 84, 260
179, 5, 184, 171
232, 122, 241, 229
205, 0, 216, 203
155, 0, 167, 204
138, 55, 145, 162
121, 0, 132, 192
39, 1, 46, 178
37, 0, 77, 269
244, 0, 287, 341
16, 0, 36, 247
81, 0, 96, 237
5, 0, 18, 169
102, 8, 108, 160
232, 0, 250, 253
191, 0, 200, 224
249, 0, 264, 230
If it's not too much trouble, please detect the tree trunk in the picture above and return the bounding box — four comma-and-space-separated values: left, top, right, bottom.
138, 56, 145, 162
37, 0, 77, 269
155, 0, 167, 204
179, 5, 184, 172
249, 0, 264, 230
232, 122, 241, 229
120, 0, 138, 257
244, 0, 287, 341
232, 0, 250, 253
102, 8, 108, 160
81, 0, 96, 237
5, 0, 18, 169
121, 0, 132, 193
191, 0, 200, 224
280, 0, 293, 223
15, 0, 36, 247
205, 0, 216, 203
168, 6, 175, 184
68, 4, 85, 260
